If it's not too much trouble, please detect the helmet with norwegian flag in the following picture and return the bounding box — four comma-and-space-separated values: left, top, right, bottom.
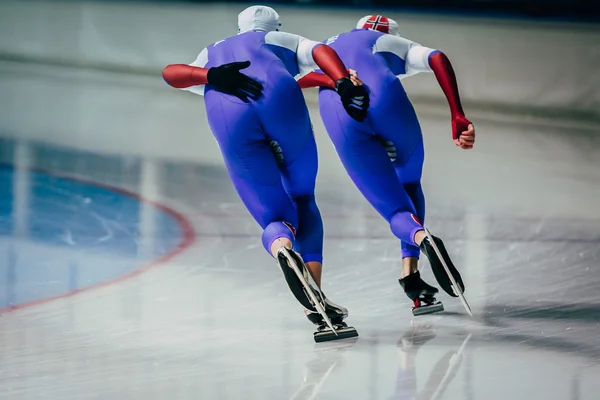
356, 15, 399, 36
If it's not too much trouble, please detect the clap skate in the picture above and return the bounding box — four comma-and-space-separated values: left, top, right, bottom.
420, 228, 473, 316
399, 271, 444, 316
276, 247, 358, 342
304, 294, 358, 343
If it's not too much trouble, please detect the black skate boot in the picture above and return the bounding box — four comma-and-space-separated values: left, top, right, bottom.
304, 292, 358, 343
276, 247, 317, 311
276, 247, 358, 342
420, 235, 465, 297
399, 271, 444, 316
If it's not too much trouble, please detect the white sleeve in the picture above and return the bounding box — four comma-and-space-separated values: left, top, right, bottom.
183, 47, 209, 96
296, 36, 321, 73
405, 44, 437, 75
373, 34, 414, 60
265, 31, 321, 77
373, 34, 437, 79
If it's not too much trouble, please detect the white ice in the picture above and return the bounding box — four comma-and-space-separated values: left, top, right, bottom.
0, 61, 599, 400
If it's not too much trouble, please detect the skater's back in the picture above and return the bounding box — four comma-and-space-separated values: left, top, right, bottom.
321, 28, 437, 107
190, 30, 317, 105
323, 29, 403, 94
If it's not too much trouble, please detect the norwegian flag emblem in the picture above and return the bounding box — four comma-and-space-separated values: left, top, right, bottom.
411, 214, 422, 225
283, 221, 297, 238
363, 15, 390, 34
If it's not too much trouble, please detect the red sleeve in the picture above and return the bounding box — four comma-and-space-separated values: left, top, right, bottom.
428, 52, 465, 117
162, 64, 209, 89
311, 44, 349, 83
297, 71, 335, 89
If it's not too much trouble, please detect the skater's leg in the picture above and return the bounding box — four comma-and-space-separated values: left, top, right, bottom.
358, 88, 448, 311
379, 114, 465, 298
401, 257, 419, 279
207, 95, 334, 317
393, 139, 465, 298
393, 140, 427, 277
266, 226, 294, 257
394, 140, 425, 259
205, 96, 299, 257
368, 85, 426, 275
281, 142, 323, 287
259, 87, 324, 284
255, 87, 360, 340
252, 83, 352, 335
366, 81, 428, 258
207, 87, 359, 334
318, 90, 423, 246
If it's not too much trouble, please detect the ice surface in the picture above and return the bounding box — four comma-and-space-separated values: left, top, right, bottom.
0, 63, 599, 400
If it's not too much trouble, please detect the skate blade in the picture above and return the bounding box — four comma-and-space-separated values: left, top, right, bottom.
314, 327, 358, 343
313, 336, 359, 351
424, 228, 473, 317
412, 302, 444, 316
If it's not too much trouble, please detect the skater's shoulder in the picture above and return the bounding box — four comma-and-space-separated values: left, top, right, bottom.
208, 31, 269, 49
327, 28, 381, 45
373, 34, 418, 55
349, 28, 385, 37
263, 31, 304, 51
200, 36, 235, 54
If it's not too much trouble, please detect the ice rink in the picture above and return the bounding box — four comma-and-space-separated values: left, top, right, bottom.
0, 59, 599, 400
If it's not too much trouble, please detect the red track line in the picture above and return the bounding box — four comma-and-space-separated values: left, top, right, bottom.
0, 168, 196, 315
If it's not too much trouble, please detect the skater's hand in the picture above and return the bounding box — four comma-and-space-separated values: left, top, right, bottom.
456, 124, 475, 150
348, 69, 363, 86
336, 77, 369, 122
452, 115, 475, 150
207, 61, 263, 102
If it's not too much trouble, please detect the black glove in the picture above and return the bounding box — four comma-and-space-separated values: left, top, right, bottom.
207, 61, 263, 102
335, 77, 369, 122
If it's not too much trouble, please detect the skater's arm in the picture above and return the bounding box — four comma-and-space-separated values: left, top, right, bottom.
162, 47, 210, 90
273, 33, 357, 87
162, 62, 263, 103
404, 40, 475, 148
427, 51, 465, 118
312, 44, 369, 121
293, 35, 350, 82
162, 64, 209, 88
311, 44, 349, 82
162, 46, 262, 102
265, 32, 348, 87
297, 69, 362, 89
295, 35, 369, 121
427, 51, 475, 149
297, 71, 335, 89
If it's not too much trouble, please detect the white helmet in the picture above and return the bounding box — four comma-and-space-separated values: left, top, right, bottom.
238, 5, 281, 33
356, 15, 399, 36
